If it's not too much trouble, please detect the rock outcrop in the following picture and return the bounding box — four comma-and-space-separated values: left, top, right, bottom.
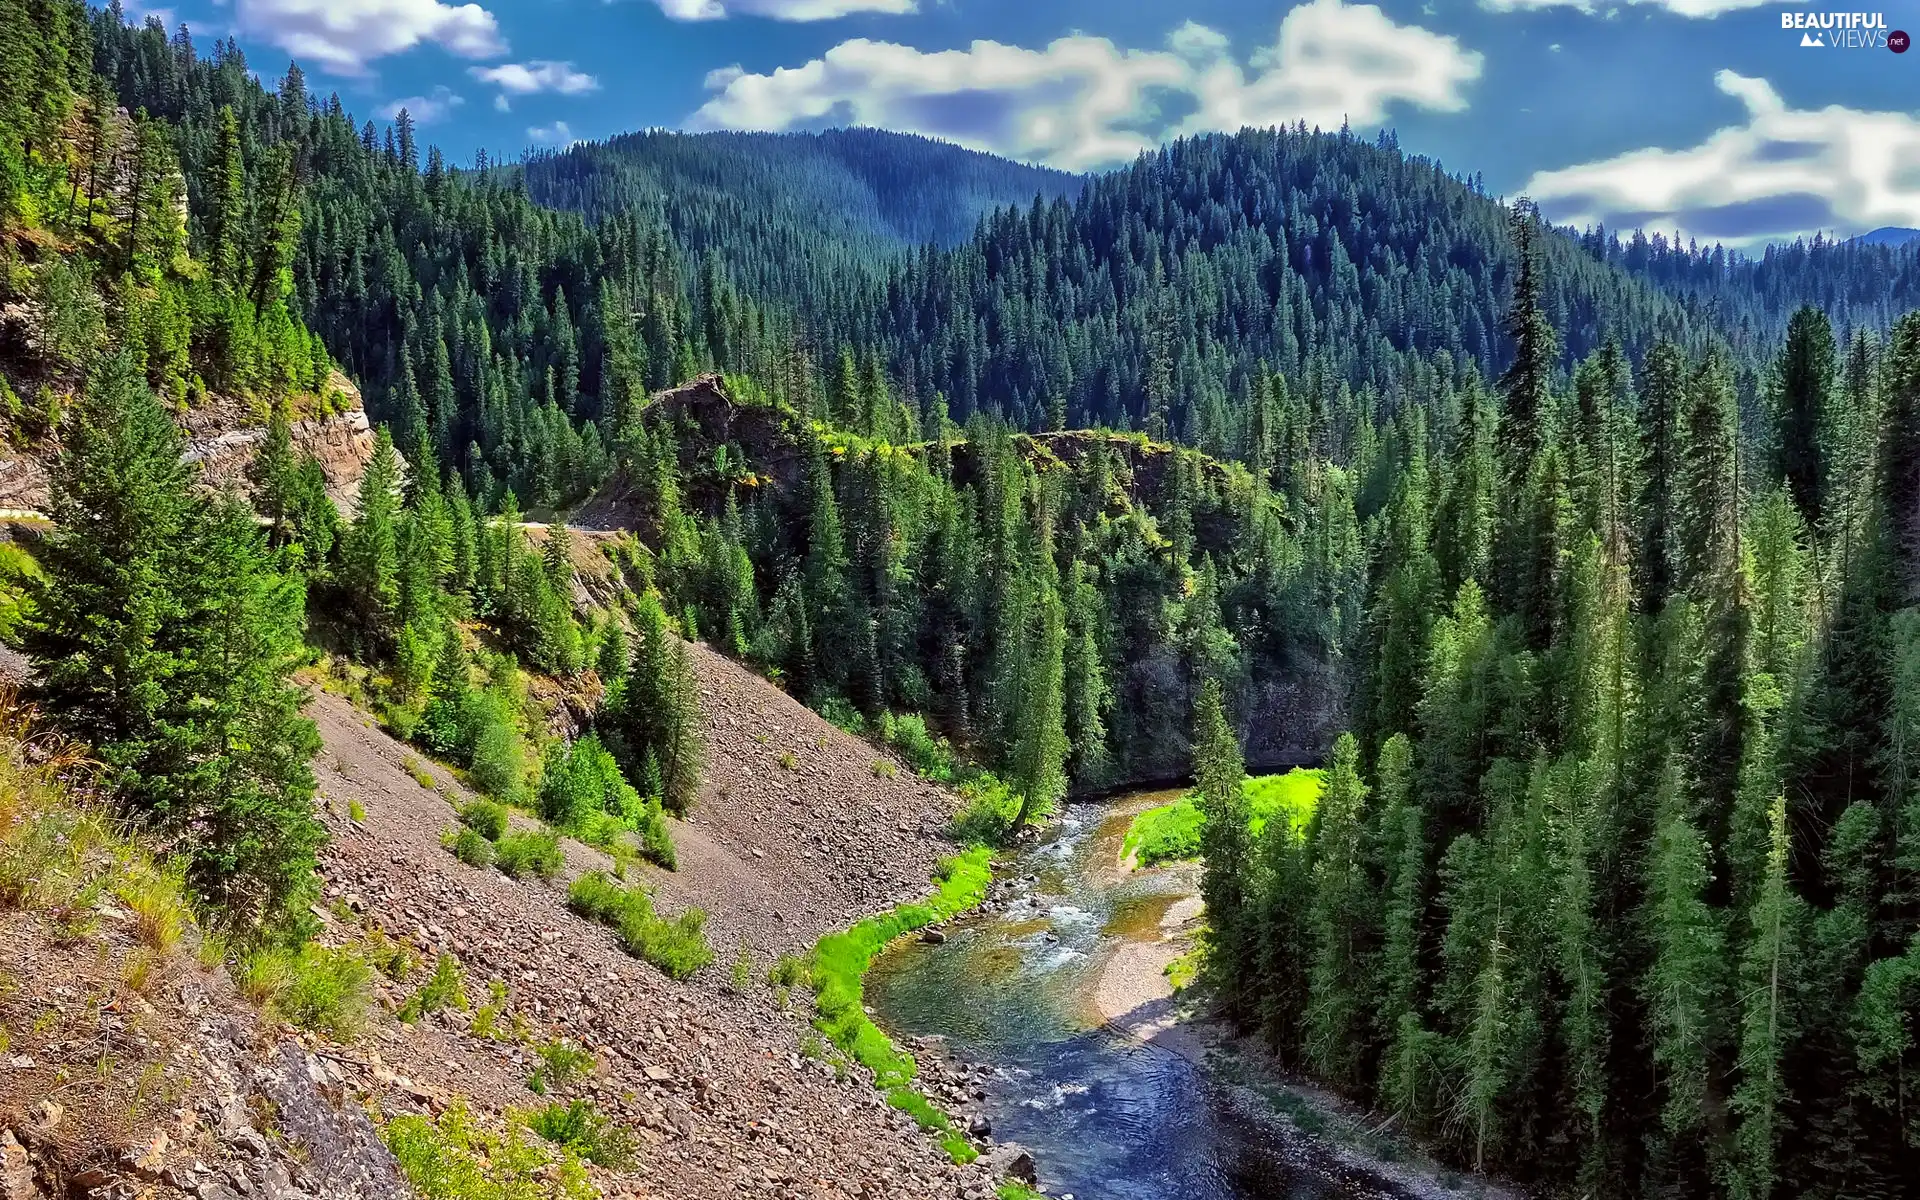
0, 371, 380, 518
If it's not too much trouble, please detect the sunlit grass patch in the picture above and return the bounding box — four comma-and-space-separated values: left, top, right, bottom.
804, 847, 992, 1165
1122, 768, 1324, 867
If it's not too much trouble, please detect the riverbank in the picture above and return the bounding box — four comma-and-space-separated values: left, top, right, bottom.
869, 794, 1524, 1200
1087, 806, 1524, 1200
805, 846, 995, 1164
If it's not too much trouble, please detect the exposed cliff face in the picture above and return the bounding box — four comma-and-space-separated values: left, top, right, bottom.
0, 371, 380, 517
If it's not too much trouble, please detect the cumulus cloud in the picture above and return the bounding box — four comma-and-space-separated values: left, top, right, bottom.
1480, 0, 1795, 14
688, 0, 1481, 171
379, 86, 464, 124
469, 60, 600, 108
527, 120, 579, 145
1524, 70, 1920, 247
233, 0, 505, 75
1182, 0, 1481, 134
649, 0, 916, 20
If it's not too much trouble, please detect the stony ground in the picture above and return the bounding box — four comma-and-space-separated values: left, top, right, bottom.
0, 638, 1004, 1200
303, 638, 995, 1200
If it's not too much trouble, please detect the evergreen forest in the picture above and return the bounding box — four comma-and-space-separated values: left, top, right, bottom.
1, 3, 1918, 1196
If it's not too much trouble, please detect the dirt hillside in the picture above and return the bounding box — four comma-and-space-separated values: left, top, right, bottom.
307, 641, 997, 1200
0, 639, 998, 1200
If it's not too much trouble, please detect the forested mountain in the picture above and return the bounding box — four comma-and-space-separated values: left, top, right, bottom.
718, 128, 1710, 446
12, 6, 1920, 1198
521, 128, 1082, 257
1574, 224, 1920, 354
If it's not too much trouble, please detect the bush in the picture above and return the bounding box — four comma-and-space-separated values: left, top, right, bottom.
529, 1039, 596, 1093
470, 720, 529, 806
494, 829, 564, 880
415, 699, 469, 762
631, 799, 676, 871
876, 711, 955, 781
238, 942, 373, 1038
386, 1101, 595, 1200
949, 778, 1019, 846
567, 871, 713, 979
399, 952, 468, 1023
816, 695, 866, 735
460, 799, 509, 842
526, 1101, 635, 1168
362, 928, 418, 982
446, 826, 495, 868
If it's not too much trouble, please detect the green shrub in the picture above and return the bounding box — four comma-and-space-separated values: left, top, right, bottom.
566, 872, 713, 979
876, 711, 956, 781
446, 826, 495, 868
470, 720, 529, 806
399, 952, 469, 1023
460, 799, 509, 842
362, 928, 419, 982
386, 1101, 595, 1200
949, 777, 1019, 846
525, 1100, 635, 1169
631, 799, 676, 870
238, 943, 373, 1039
816, 695, 866, 735
494, 829, 564, 880
529, 1039, 597, 1094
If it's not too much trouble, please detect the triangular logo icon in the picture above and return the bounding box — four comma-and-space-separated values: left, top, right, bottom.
1801, 30, 1825, 46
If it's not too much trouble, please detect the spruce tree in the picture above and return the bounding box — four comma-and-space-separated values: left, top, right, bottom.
1304, 732, 1374, 1090
26, 353, 321, 927
342, 427, 401, 644
1193, 678, 1251, 1010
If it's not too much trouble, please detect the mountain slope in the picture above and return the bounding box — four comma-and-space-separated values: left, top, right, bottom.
520, 128, 1082, 257
793, 128, 1695, 438
308, 653, 995, 1199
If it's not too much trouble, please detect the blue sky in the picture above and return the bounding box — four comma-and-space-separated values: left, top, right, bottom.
151, 1, 1920, 246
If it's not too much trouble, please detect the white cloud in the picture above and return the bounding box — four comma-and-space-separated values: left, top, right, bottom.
1480, 0, 1797, 15
1182, 0, 1481, 134
379, 86, 464, 124
1524, 70, 1920, 247
649, 0, 916, 20
233, 0, 505, 75
527, 120, 579, 145
470, 60, 600, 100
688, 0, 1481, 171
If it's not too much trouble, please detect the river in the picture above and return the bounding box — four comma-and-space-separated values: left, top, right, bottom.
867, 792, 1490, 1200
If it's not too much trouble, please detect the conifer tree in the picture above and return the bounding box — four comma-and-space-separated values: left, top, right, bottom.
342, 427, 401, 643
1304, 732, 1374, 1090
25, 353, 321, 927
1775, 305, 1836, 530
1193, 678, 1251, 1009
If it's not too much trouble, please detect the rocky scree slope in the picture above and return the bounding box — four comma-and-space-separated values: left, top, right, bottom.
0, 635, 997, 1200
303, 635, 997, 1200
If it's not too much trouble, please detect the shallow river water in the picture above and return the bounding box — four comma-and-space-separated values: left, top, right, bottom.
866, 793, 1393, 1200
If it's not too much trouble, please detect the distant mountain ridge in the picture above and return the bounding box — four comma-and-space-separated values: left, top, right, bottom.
520, 127, 1083, 256
1852, 226, 1920, 246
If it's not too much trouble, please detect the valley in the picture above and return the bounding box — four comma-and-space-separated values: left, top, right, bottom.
2, 3, 1920, 1198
